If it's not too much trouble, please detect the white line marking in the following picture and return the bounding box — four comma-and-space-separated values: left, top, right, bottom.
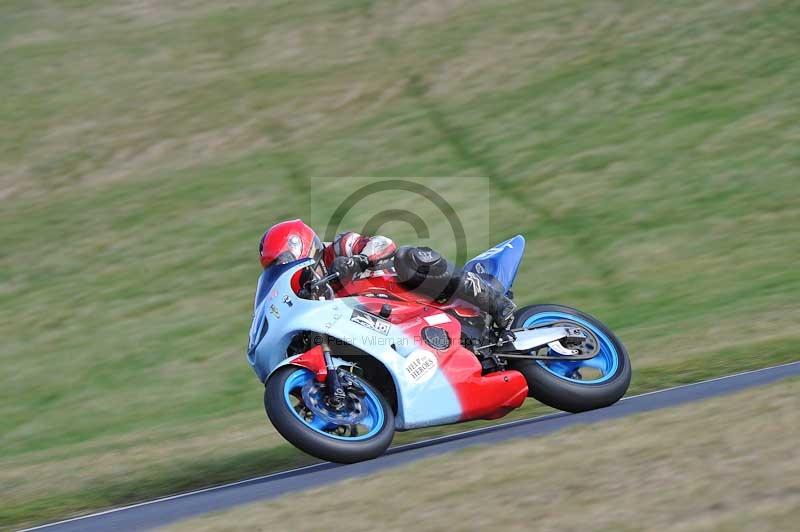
19, 463, 326, 532
21, 360, 800, 531
620, 360, 800, 400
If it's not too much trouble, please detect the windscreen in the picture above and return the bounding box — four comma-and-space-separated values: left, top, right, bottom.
253, 258, 311, 309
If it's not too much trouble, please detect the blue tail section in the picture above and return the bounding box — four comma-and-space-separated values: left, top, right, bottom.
463, 235, 526, 292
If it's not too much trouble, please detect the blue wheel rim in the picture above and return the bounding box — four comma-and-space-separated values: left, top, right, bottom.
283, 368, 385, 441
522, 312, 619, 384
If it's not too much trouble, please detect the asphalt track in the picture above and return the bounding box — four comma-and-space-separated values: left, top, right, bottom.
24, 361, 800, 532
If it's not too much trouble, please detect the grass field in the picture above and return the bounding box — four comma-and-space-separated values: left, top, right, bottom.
1, 0, 799, 528
168, 378, 800, 532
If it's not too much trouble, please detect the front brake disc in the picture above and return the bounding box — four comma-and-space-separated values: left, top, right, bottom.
301, 380, 368, 426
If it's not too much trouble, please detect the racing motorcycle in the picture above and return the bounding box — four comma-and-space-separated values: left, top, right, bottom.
247, 235, 631, 463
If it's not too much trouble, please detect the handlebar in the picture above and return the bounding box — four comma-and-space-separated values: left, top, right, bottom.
308, 271, 340, 290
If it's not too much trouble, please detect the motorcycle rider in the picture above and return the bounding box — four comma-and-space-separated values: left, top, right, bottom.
258, 219, 517, 330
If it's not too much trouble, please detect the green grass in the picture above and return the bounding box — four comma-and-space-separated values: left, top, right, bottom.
1, 0, 799, 528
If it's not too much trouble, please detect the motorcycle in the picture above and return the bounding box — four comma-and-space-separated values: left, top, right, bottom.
247, 235, 631, 463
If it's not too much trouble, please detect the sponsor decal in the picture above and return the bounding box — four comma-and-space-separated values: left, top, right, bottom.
350, 308, 391, 336
360, 292, 392, 299
404, 349, 438, 384
270, 305, 281, 319
475, 262, 486, 274
473, 240, 514, 261
282, 295, 294, 307
361, 292, 392, 299
418, 249, 435, 261
424, 313, 451, 326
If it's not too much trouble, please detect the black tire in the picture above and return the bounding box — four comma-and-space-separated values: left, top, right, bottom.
264, 365, 395, 464
508, 304, 631, 413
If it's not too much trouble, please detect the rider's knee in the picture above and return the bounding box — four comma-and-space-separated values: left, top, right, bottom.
394, 246, 457, 300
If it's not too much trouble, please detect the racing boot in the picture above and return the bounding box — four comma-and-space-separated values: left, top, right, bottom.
455, 272, 517, 330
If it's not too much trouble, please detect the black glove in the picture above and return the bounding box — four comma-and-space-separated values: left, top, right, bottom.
331, 255, 370, 281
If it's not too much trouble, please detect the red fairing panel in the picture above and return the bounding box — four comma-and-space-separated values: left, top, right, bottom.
339, 271, 481, 317
392, 304, 527, 421
347, 275, 529, 422
290, 345, 328, 382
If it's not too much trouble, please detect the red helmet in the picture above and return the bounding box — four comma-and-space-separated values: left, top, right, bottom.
258, 219, 323, 269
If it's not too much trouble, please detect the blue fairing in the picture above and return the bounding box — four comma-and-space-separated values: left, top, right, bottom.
247, 259, 464, 429
463, 235, 526, 292
254, 259, 309, 309
249, 259, 311, 362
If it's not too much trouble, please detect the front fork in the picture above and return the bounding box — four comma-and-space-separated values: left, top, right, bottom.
321, 335, 347, 403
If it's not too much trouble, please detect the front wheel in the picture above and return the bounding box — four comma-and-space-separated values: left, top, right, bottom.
508, 304, 631, 413
265, 365, 395, 463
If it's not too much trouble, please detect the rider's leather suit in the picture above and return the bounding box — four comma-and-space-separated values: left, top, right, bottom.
323, 232, 516, 329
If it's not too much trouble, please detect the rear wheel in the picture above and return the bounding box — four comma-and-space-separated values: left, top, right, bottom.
265, 365, 394, 463
508, 304, 631, 413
